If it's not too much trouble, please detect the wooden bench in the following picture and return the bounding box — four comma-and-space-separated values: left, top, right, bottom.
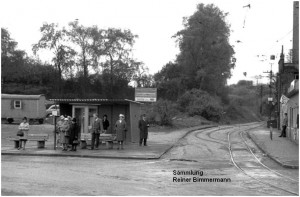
9, 134, 49, 148
80, 133, 117, 149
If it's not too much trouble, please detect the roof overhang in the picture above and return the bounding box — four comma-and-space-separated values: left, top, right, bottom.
49, 98, 143, 105
2, 94, 45, 100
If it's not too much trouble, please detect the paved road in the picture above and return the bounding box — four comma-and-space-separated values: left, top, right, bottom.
2, 124, 299, 195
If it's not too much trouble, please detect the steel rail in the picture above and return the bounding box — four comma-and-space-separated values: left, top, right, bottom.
228, 129, 299, 196
239, 130, 299, 183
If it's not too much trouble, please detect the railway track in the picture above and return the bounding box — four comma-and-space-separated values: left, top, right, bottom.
227, 125, 299, 196
189, 123, 298, 195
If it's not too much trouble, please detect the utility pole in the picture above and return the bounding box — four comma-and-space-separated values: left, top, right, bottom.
260, 84, 263, 114
277, 46, 285, 130
263, 70, 272, 120
253, 75, 262, 114
263, 55, 275, 122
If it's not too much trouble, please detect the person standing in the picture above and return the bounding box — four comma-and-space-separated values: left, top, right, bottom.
115, 114, 127, 150
279, 113, 288, 137
139, 114, 150, 146
61, 118, 70, 151
56, 115, 65, 148
90, 113, 103, 150
17, 117, 29, 150
103, 114, 110, 134
69, 118, 80, 151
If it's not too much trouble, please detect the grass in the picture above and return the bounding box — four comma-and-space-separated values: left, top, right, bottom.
149, 114, 212, 133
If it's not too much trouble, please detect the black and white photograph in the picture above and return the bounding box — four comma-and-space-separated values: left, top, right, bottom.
1, 0, 299, 195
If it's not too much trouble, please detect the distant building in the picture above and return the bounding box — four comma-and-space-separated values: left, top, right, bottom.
1, 94, 46, 124
278, 1, 299, 144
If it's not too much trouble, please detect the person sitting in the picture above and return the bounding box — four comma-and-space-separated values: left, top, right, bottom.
103, 114, 110, 134
17, 117, 29, 150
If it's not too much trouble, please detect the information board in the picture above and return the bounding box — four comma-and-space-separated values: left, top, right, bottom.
135, 88, 157, 102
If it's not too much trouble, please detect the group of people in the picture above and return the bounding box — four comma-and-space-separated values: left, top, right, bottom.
88, 113, 150, 150
56, 116, 80, 151
90, 113, 127, 150
15, 111, 290, 151
16, 113, 150, 151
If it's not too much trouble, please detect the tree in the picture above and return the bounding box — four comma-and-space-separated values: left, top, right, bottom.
101, 28, 138, 98
67, 20, 94, 95
33, 23, 76, 95
131, 60, 153, 87
174, 3, 235, 96
153, 62, 185, 100
1, 28, 17, 57
1, 28, 27, 84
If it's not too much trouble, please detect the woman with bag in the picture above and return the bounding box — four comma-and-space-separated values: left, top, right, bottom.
60, 118, 70, 151
56, 115, 65, 148
115, 114, 127, 150
69, 118, 80, 151
17, 117, 29, 150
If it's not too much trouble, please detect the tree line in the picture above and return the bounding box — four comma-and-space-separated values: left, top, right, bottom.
2, 21, 153, 99
2, 3, 268, 123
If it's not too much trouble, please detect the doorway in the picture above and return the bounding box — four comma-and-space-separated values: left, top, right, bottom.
72, 105, 99, 133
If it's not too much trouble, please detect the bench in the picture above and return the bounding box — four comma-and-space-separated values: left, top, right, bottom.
9, 134, 49, 148
80, 133, 117, 149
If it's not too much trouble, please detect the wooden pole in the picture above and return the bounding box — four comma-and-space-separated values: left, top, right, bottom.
54, 115, 57, 150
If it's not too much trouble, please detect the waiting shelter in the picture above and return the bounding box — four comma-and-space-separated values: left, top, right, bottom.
50, 98, 143, 143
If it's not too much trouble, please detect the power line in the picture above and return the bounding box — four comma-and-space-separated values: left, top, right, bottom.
264, 28, 293, 52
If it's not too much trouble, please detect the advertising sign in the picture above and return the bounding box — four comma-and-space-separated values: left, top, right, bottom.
135, 88, 157, 102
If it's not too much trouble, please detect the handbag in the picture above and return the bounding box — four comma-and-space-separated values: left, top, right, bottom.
73, 140, 79, 145
17, 130, 24, 137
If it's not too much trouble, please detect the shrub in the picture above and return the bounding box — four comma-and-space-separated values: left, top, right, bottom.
152, 99, 178, 126
178, 89, 222, 122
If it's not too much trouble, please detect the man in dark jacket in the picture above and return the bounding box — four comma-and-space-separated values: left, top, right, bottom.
279, 113, 288, 137
139, 114, 149, 146
90, 113, 103, 150
103, 114, 110, 133
69, 118, 79, 151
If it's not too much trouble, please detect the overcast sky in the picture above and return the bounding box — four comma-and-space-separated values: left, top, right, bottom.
0, 0, 295, 85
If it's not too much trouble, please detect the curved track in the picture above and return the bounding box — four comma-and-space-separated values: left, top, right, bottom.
227, 125, 298, 196
189, 123, 298, 195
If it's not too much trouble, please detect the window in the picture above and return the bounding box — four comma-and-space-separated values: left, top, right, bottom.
14, 100, 22, 109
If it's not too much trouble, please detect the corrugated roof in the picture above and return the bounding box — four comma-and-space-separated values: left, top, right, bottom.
1, 94, 45, 100
49, 98, 143, 105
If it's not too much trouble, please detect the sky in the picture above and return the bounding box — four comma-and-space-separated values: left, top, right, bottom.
0, 0, 295, 85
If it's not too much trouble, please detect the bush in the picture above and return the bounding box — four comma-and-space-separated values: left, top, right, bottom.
152, 99, 178, 126
178, 89, 222, 122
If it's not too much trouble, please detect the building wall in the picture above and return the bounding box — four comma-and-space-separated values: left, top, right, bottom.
59, 101, 142, 143
293, 1, 299, 66
59, 103, 72, 117
287, 94, 299, 144
130, 102, 142, 143
98, 104, 133, 142
1, 96, 46, 120
98, 104, 130, 140
98, 105, 113, 134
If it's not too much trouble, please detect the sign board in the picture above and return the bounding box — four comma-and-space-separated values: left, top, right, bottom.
270, 55, 275, 60
135, 88, 157, 102
52, 110, 58, 116
280, 95, 289, 104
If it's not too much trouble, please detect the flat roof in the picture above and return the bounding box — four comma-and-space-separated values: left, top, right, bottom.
2, 94, 45, 100
49, 98, 143, 105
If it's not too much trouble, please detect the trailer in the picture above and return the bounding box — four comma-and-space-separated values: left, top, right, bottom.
1, 94, 46, 124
